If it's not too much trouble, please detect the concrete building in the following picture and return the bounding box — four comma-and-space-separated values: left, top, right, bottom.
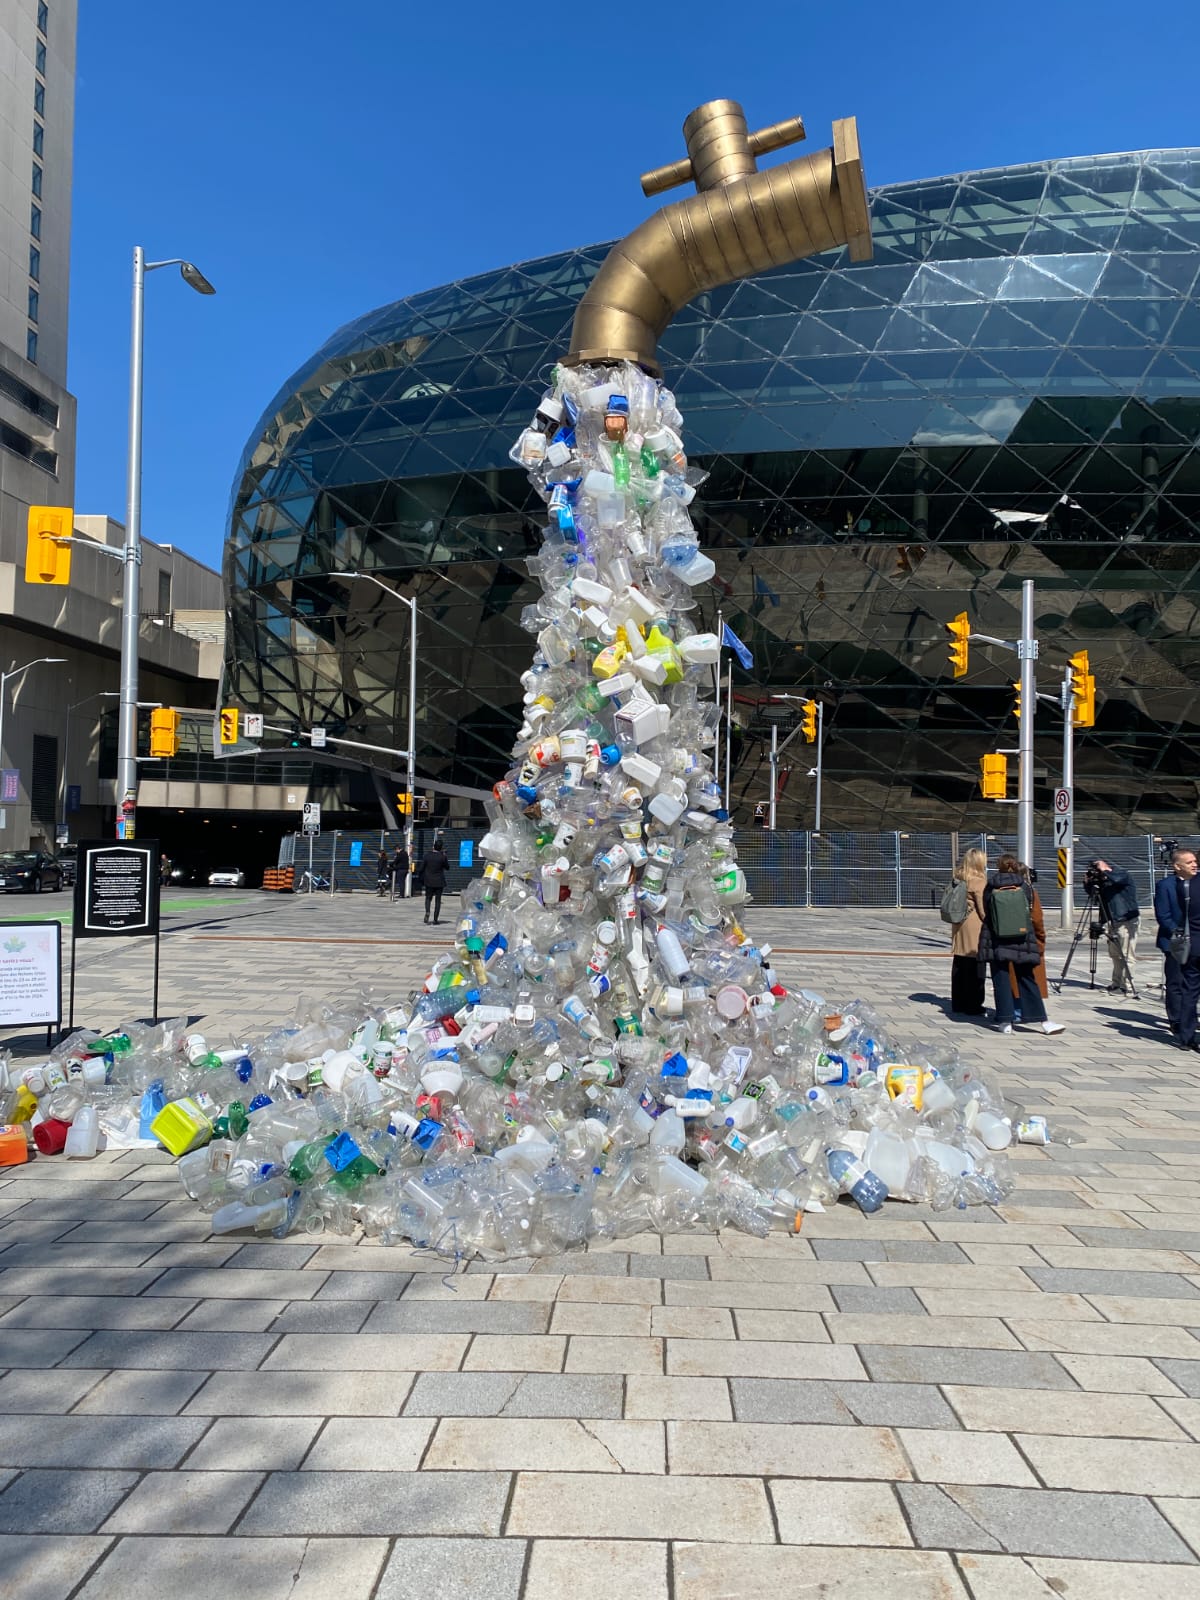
0, 0, 76, 555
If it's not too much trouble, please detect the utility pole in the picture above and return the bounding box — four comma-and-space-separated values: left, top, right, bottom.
768, 723, 778, 830
1017, 578, 1037, 868
814, 700, 824, 834
1060, 668, 1075, 927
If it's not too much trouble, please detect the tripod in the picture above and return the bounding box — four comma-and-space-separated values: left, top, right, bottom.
1053, 892, 1140, 999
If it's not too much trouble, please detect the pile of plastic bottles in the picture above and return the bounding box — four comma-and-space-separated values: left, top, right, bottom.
0, 362, 1033, 1255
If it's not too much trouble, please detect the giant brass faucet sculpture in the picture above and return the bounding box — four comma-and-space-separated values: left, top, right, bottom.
565, 98, 873, 376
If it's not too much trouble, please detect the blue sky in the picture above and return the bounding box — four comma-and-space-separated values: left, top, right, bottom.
68, 0, 1200, 573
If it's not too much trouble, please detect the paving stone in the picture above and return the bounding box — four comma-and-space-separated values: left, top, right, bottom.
61, 1330, 278, 1370
668, 1419, 910, 1480
261, 1332, 466, 1371
402, 1371, 523, 1417
550, 1302, 653, 1338
100, 1471, 263, 1533
529, 1253, 629, 1276
403, 1371, 624, 1420
0, 1414, 209, 1468
728, 1378, 850, 1424
859, 1345, 1082, 1390
896, 1484, 1004, 1553
1009, 1321, 1200, 1357
0, 1295, 191, 1329
0, 1469, 139, 1533
899, 1427, 1039, 1486
175, 1298, 285, 1332
300, 1417, 434, 1471
313, 1270, 412, 1301
829, 1284, 927, 1314
72, 1371, 207, 1416
184, 1416, 322, 1470
224, 1243, 320, 1270
1156, 1361, 1200, 1398
239, 1469, 510, 1535
1032, 1266, 1200, 1298
506, 1471, 775, 1541
185, 1371, 408, 1417
141, 1267, 327, 1300
625, 1376, 732, 1421
465, 1335, 565, 1372
268, 1301, 374, 1333
375, 1535, 527, 1600
1023, 1557, 1200, 1598
524, 1539, 666, 1600
0, 1369, 104, 1414
828, 1313, 1022, 1349
770, 1478, 913, 1545
362, 1300, 549, 1335
425, 1417, 628, 1473
952, 1552, 1073, 1597
921, 1484, 1196, 1562
75, 1534, 376, 1600
664, 1278, 845, 1309
1070, 1228, 1200, 1253
0, 1534, 113, 1600
565, 1335, 663, 1374
0, 1329, 89, 1367
672, 1543, 967, 1599
1017, 1433, 1200, 1495
945, 1384, 1186, 1439
667, 1340, 867, 1381
731, 1309, 830, 1341
1054, 1354, 1185, 1394
0, 1268, 164, 1297
556, 1274, 662, 1305
627, 1255, 710, 1280
883, 1241, 971, 1264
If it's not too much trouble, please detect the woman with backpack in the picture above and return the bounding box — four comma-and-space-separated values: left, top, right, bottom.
948, 847, 988, 1017
978, 853, 1065, 1036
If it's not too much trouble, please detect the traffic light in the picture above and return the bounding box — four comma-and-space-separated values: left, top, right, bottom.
1069, 650, 1095, 728
149, 708, 180, 759
1012, 681, 1022, 722
219, 707, 239, 745
801, 699, 818, 743
947, 612, 970, 678
289, 728, 303, 748
395, 792, 412, 817
979, 753, 1008, 800
24, 505, 72, 585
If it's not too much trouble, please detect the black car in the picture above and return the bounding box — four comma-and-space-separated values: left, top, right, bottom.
0, 850, 64, 893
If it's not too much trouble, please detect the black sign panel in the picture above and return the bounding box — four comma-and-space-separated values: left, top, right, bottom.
74, 840, 160, 938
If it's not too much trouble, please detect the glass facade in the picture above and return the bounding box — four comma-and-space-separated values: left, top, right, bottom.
226, 149, 1200, 831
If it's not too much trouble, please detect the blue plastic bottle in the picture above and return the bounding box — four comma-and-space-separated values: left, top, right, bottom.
826, 1147, 888, 1215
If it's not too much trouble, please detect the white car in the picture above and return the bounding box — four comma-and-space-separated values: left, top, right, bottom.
207, 867, 246, 888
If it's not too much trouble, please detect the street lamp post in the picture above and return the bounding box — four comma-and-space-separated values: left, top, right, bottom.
0, 657, 66, 830
330, 570, 419, 870
119, 248, 215, 836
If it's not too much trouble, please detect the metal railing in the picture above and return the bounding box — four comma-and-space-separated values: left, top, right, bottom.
278, 828, 1179, 910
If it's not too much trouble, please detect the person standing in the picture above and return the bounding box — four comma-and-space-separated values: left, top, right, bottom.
1155, 847, 1199, 1044
421, 836, 449, 925
1088, 858, 1140, 995
376, 848, 390, 898
391, 843, 410, 900
1009, 861, 1049, 1021
978, 853, 1065, 1036
949, 847, 987, 1016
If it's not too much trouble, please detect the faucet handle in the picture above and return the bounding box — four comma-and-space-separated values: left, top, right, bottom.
641, 102, 806, 198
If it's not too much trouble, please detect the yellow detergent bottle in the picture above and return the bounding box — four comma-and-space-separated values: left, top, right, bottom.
150, 1096, 214, 1157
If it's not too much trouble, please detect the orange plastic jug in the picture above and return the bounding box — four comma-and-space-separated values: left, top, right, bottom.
0, 1125, 30, 1165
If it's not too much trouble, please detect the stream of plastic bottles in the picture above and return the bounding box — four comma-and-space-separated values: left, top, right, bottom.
0, 362, 1058, 1257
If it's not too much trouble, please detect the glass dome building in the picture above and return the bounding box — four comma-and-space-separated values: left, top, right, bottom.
225, 149, 1200, 831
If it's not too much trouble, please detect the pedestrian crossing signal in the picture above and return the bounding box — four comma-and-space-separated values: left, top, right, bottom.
219, 708, 238, 745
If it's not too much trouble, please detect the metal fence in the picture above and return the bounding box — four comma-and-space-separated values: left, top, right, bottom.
279, 827, 1179, 910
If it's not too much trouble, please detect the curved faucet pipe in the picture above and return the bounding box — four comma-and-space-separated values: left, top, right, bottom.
565, 103, 872, 377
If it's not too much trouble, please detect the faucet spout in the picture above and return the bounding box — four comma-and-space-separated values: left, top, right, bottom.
565, 101, 872, 377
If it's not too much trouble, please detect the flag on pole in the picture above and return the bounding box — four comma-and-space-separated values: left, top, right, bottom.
721, 623, 753, 671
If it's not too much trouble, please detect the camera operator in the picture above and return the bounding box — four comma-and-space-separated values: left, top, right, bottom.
1085, 858, 1140, 996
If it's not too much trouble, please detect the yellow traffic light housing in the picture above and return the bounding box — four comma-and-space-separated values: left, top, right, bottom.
801, 699, 818, 743
24, 505, 72, 585
149, 708, 180, 758
979, 753, 1008, 800
219, 707, 239, 745
1012, 681, 1022, 722
395, 792, 412, 816
947, 612, 970, 678
1069, 651, 1095, 728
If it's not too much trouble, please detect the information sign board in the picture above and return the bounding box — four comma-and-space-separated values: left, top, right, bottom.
74, 840, 159, 939
0, 920, 60, 1027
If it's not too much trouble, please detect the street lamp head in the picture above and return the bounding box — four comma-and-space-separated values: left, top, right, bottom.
180, 262, 216, 295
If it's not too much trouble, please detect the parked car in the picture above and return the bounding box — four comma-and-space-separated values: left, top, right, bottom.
168, 862, 204, 886
58, 844, 77, 886
207, 867, 246, 888
0, 850, 64, 893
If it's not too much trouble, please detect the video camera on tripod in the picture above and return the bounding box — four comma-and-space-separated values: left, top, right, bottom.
1052, 858, 1140, 998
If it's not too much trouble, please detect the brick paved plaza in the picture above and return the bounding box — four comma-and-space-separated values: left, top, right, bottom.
1, 889, 1197, 1599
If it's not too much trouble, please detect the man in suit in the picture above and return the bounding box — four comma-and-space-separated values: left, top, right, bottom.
1155, 847, 1199, 1045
